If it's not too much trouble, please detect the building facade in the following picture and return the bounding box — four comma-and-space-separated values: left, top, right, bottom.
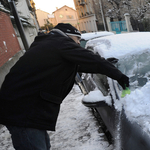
14, 0, 39, 48
0, 10, 21, 67
48, 14, 57, 27
92, 0, 106, 30
73, 0, 98, 32
0, 0, 40, 87
36, 9, 50, 27
53, 5, 79, 30
0, 0, 39, 66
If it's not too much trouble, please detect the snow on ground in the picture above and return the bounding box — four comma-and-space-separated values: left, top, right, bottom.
0, 85, 113, 150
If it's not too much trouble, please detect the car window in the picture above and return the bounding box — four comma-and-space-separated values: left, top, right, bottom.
117, 51, 150, 90
91, 51, 150, 97
92, 74, 109, 96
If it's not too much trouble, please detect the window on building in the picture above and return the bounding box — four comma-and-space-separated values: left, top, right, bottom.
66, 15, 74, 19
59, 14, 63, 18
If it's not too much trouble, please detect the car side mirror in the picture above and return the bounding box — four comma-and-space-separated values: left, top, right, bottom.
82, 100, 107, 108
107, 57, 119, 64
82, 90, 109, 108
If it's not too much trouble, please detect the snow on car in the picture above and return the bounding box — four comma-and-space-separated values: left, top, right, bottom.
86, 32, 150, 122
81, 32, 150, 149
86, 32, 150, 59
80, 31, 114, 48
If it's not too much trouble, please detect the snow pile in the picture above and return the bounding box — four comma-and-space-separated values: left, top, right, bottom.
86, 32, 150, 59
121, 81, 150, 118
119, 81, 150, 132
0, 127, 13, 150
81, 31, 114, 40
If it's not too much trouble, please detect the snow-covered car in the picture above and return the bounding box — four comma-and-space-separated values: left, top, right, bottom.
80, 32, 150, 149
80, 31, 114, 48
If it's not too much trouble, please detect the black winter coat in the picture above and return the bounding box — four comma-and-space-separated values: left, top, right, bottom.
0, 30, 123, 131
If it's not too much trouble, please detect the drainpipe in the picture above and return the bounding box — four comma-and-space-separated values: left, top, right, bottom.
8, 0, 29, 51
99, 0, 106, 31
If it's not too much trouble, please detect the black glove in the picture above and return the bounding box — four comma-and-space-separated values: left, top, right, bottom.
117, 74, 129, 89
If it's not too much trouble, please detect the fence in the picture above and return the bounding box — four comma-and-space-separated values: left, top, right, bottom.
110, 21, 127, 34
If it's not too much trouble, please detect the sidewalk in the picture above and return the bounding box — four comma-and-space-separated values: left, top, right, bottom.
0, 85, 113, 150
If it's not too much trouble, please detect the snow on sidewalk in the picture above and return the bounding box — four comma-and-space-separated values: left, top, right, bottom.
0, 85, 113, 150
49, 85, 113, 150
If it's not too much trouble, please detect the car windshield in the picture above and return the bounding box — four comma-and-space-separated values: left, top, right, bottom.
117, 51, 150, 91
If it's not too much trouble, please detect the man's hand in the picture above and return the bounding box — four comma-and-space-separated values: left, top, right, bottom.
117, 74, 129, 89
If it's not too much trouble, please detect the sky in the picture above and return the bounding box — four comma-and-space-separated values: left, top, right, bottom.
33, 0, 75, 14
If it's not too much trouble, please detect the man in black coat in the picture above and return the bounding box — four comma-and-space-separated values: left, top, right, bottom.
38, 28, 45, 36
0, 23, 129, 150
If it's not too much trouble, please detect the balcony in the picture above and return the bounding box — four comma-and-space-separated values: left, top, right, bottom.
79, 0, 85, 6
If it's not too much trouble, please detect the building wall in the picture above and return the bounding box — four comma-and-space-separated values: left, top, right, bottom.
16, 0, 38, 46
48, 17, 57, 27
0, 11, 21, 67
92, 0, 106, 30
0, 50, 24, 88
53, 6, 79, 30
30, 0, 40, 31
73, 0, 98, 32
48, 14, 57, 27
79, 15, 97, 32
36, 9, 50, 27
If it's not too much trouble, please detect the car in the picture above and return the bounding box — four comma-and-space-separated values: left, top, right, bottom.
80, 31, 114, 48
78, 32, 150, 150
76, 31, 114, 94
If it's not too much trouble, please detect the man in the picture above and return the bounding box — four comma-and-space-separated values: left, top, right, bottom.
38, 28, 45, 36
0, 23, 129, 150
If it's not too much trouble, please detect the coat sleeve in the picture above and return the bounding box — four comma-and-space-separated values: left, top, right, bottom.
59, 38, 123, 81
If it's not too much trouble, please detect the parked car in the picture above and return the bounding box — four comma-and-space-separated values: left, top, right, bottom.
78, 32, 150, 149
76, 31, 114, 94
80, 31, 114, 48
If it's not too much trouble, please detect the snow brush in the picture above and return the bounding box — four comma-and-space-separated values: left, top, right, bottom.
121, 86, 131, 98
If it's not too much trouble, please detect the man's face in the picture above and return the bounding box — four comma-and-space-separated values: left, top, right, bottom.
68, 35, 81, 45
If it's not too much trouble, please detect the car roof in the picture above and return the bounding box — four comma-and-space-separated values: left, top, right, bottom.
85, 32, 150, 59
81, 31, 114, 41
